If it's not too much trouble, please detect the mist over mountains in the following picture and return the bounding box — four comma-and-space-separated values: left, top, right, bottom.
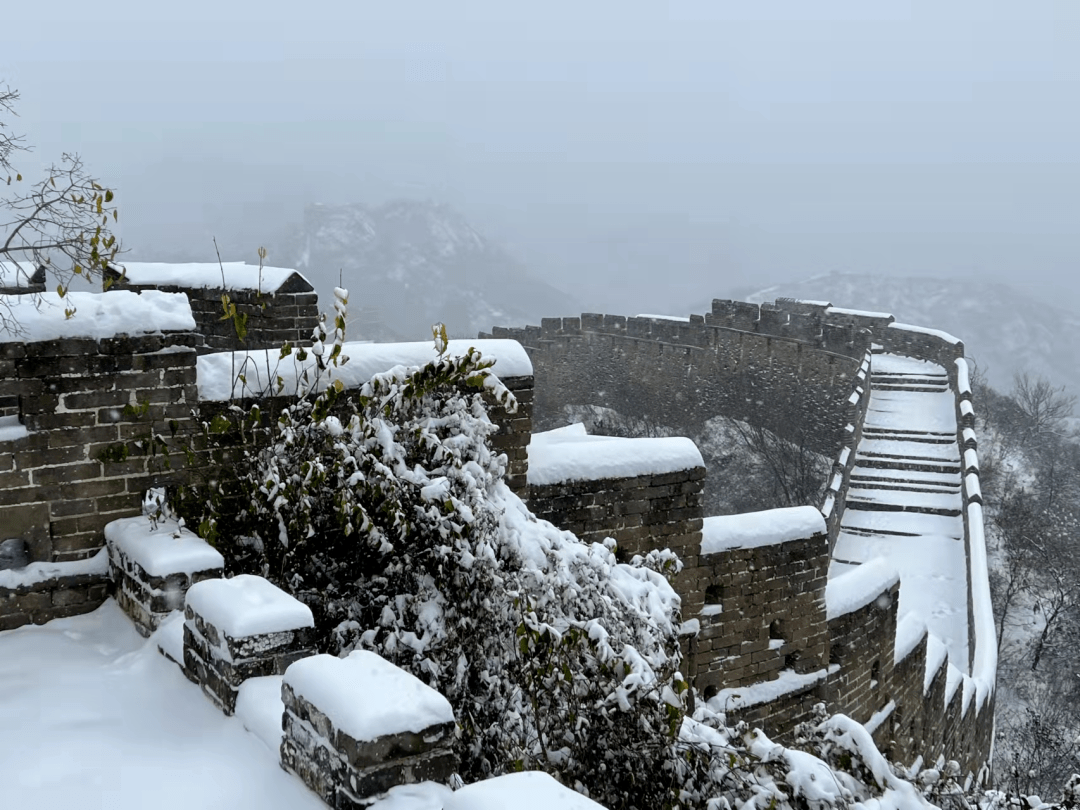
125, 196, 1075, 401
269, 200, 577, 342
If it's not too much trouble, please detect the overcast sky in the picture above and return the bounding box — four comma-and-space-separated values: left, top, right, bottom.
4, 1, 1079, 312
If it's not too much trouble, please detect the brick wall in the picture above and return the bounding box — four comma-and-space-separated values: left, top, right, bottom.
526, 464, 706, 620
826, 581, 900, 725
0, 329, 200, 629
692, 534, 830, 695
484, 308, 864, 459
108, 271, 319, 355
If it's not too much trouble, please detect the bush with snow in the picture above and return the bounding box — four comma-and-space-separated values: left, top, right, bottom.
172, 296, 702, 808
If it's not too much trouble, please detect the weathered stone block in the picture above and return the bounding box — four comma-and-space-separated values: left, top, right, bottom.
184, 575, 316, 715
281, 651, 457, 807
105, 515, 224, 636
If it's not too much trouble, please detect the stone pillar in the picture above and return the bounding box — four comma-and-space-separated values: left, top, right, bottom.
183, 574, 316, 714
105, 515, 224, 637
281, 651, 457, 808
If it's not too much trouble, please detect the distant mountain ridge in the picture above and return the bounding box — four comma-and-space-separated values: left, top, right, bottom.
693, 272, 1080, 395
274, 200, 578, 341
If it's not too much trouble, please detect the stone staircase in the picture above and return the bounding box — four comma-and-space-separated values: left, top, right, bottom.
831, 352, 969, 665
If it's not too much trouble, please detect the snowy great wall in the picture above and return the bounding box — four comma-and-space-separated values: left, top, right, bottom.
0, 262, 996, 802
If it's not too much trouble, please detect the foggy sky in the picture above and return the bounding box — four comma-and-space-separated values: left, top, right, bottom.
4, 1, 1080, 313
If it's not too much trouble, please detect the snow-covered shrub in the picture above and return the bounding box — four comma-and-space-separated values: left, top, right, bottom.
173, 302, 702, 808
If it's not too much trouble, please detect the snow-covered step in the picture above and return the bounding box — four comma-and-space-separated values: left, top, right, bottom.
856, 437, 960, 462
848, 466, 962, 486
861, 428, 955, 446
863, 399, 958, 434
840, 509, 963, 540
845, 487, 962, 517
853, 456, 962, 475
848, 476, 961, 495
872, 372, 948, 381
869, 354, 947, 375
862, 426, 953, 437
871, 382, 950, 393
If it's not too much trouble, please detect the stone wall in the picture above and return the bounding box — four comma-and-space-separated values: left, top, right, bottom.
107, 269, 319, 355
484, 306, 865, 459
0, 332, 201, 564
0, 552, 110, 631
692, 532, 830, 695
527, 437, 993, 778
0, 330, 200, 629
826, 579, 901, 726
526, 464, 706, 627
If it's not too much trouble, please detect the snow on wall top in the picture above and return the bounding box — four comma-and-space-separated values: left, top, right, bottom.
0, 415, 28, 443
888, 321, 961, 344
0, 291, 195, 342
708, 666, 836, 712
283, 650, 454, 742
444, 771, 608, 810
0, 260, 41, 288
185, 575, 314, 638
0, 547, 108, 590
700, 506, 825, 555
825, 557, 900, 621
825, 306, 893, 319
104, 516, 224, 578
894, 613, 927, 666
196, 338, 533, 401
636, 313, 691, 322
527, 423, 704, 486
966, 502, 998, 708
119, 262, 309, 293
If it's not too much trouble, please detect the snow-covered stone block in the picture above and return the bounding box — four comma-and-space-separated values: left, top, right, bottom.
104, 516, 224, 637
281, 651, 456, 808
183, 575, 315, 715
444, 770, 608, 809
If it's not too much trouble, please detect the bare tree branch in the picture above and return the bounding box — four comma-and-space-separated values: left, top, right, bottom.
1013, 372, 1077, 444
0, 82, 123, 335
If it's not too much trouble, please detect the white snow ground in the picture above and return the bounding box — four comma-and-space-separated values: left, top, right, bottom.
0, 601, 453, 810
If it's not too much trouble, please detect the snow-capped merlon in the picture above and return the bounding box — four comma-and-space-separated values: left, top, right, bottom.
283, 650, 454, 743
825, 557, 899, 621
0, 291, 196, 342
184, 575, 314, 639
196, 338, 533, 401
104, 516, 224, 578
527, 422, 703, 486
700, 506, 826, 555
443, 770, 608, 810
888, 321, 962, 345
118, 262, 311, 294
955, 358, 972, 395
894, 613, 927, 666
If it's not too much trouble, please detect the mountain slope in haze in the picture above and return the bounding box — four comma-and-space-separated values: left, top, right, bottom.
274, 200, 578, 341
689, 273, 1080, 396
